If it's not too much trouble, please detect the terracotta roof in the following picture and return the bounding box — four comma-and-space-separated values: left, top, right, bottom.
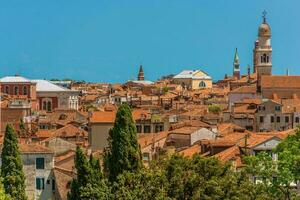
55, 150, 76, 164
19, 143, 53, 154
233, 104, 257, 114
138, 131, 169, 148
261, 75, 300, 88
214, 145, 240, 161
52, 124, 88, 138
170, 127, 201, 135
230, 86, 257, 94
35, 129, 55, 138
179, 144, 201, 157
90, 111, 116, 123
90, 109, 151, 123
53, 169, 73, 200
210, 132, 247, 147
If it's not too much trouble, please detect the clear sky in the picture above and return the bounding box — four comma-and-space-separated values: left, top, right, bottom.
1, 0, 300, 83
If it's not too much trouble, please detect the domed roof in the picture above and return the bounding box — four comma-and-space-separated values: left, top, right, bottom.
258, 22, 271, 37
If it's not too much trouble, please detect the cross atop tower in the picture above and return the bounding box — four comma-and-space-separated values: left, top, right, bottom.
262, 10, 267, 23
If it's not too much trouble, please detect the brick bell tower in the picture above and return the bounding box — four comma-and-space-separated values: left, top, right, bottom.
233, 48, 240, 79
137, 65, 145, 81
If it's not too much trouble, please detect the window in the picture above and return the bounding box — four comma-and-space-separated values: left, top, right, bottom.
5, 86, 9, 94
136, 125, 142, 133
199, 81, 206, 88
142, 153, 150, 161
36, 157, 45, 169
296, 117, 300, 123
144, 125, 151, 133
277, 116, 281, 123
155, 125, 164, 133
285, 116, 289, 123
23, 86, 28, 95
258, 106, 265, 111
47, 101, 52, 112
14, 86, 19, 95
43, 101, 47, 110
270, 116, 274, 123
52, 179, 55, 191
261, 54, 267, 63
36, 177, 45, 190
259, 116, 264, 123
275, 106, 281, 111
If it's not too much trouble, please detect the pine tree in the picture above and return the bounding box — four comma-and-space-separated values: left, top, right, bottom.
104, 103, 142, 182
1, 124, 27, 200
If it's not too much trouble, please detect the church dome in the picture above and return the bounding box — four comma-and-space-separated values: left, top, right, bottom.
258, 22, 271, 37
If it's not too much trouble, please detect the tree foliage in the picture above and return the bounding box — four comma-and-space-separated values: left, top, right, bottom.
0, 124, 27, 200
104, 103, 142, 182
208, 104, 221, 114
67, 146, 110, 200
243, 129, 300, 200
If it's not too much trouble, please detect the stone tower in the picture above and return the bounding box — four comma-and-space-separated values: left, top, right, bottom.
137, 65, 145, 81
233, 48, 240, 79
253, 11, 272, 91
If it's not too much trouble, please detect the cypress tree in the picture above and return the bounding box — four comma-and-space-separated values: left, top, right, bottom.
104, 103, 142, 182
68, 146, 110, 200
1, 124, 27, 200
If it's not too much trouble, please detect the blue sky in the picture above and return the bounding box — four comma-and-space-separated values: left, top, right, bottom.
1, 1, 300, 83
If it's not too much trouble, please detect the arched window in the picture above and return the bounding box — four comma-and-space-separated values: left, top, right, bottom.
266, 56, 269, 63
199, 81, 206, 88
47, 101, 52, 112
262, 54, 267, 63
23, 86, 28, 95
5, 86, 9, 94
14, 86, 19, 95
43, 101, 47, 110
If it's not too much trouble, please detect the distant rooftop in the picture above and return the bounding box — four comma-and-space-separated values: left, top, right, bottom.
0, 75, 31, 83
32, 79, 73, 92
173, 70, 211, 80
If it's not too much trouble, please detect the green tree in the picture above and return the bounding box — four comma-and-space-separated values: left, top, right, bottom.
68, 146, 110, 200
104, 103, 142, 182
112, 169, 169, 200
1, 124, 27, 200
208, 104, 221, 114
0, 179, 11, 200
244, 138, 300, 200
19, 119, 25, 131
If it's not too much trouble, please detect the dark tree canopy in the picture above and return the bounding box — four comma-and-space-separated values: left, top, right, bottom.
104, 103, 142, 182
1, 124, 27, 200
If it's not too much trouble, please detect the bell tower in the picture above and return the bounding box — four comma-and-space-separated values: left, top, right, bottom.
254, 11, 272, 91
137, 65, 145, 81
233, 48, 240, 79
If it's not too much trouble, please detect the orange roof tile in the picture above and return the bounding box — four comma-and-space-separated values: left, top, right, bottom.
138, 131, 169, 148
179, 144, 201, 157
261, 75, 300, 88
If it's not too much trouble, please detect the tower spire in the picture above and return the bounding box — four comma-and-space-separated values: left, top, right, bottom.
233, 48, 240, 79
137, 65, 145, 81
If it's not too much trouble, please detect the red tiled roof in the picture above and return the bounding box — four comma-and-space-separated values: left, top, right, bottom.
230, 86, 257, 94
179, 144, 201, 157
261, 75, 300, 88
